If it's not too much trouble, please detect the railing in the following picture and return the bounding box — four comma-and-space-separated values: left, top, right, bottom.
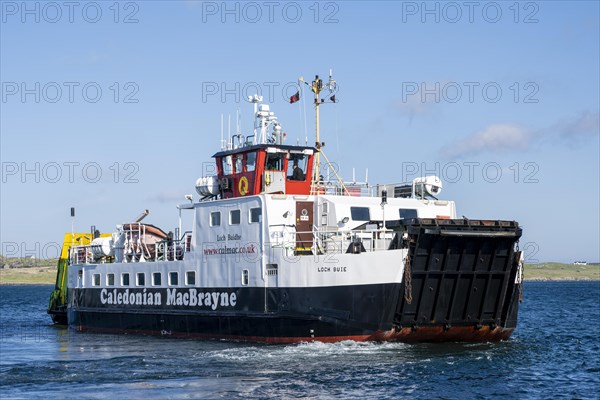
69, 245, 95, 265
314, 227, 396, 254
69, 225, 397, 264
154, 231, 193, 261
69, 231, 193, 265
315, 181, 417, 198
268, 225, 398, 255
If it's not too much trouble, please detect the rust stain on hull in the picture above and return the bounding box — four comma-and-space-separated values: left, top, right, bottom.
371, 326, 514, 343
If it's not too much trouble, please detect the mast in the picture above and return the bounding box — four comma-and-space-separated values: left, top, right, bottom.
312, 75, 322, 193
298, 71, 337, 194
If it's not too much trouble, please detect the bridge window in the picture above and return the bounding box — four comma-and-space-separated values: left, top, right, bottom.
246, 152, 256, 172
350, 207, 370, 221
399, 208, 418, 219
169, 272, 178, 286
288, 154, 307, 181
186, 271, 196, 285
230, 209, 241, 225
136, 272, 145, 286
210, 211, 221, 226
265, 153, 284, 170
234, 154, 243, 174
92, 273, 100, 287
222, 155, 233, 175
121, 273, 130, 286
106, 273, 115, 286
249, 207, 262, 223
152, 272, 162, 286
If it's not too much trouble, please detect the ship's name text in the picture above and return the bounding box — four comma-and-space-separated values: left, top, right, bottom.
317, 266, 347, 273
217, 234, 242, 241
99, 288, 237, 310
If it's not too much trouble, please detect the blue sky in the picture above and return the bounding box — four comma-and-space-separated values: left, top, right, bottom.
1, 1, 599, 263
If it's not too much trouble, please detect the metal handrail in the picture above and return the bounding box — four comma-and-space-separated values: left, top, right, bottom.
289, 226, 397, 254
70, 231, 194, 265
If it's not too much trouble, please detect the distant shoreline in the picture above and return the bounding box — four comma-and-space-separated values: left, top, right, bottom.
524, 278, 599, 282
1, 261, 598, 285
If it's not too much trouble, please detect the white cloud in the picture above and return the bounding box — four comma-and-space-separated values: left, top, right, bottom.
147, 191, 185, 204
440, 110, 599, 159
394, 83, 443, 124
558, 111, 599, 141
440, 123, 533, 159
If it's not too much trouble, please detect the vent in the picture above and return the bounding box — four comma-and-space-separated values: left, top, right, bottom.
266, 263, 278, 276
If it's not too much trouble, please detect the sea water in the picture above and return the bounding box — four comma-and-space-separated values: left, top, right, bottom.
1, 282, 599, 399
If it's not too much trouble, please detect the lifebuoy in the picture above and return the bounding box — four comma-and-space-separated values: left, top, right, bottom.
238, 176, 249, 196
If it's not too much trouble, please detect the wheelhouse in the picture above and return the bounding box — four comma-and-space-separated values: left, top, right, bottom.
213, 144, 316, 198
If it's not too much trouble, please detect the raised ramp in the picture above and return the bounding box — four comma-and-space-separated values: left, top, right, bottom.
393, 219, 523, 341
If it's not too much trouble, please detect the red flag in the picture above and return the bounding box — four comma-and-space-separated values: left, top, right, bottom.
289, 91, 300, 104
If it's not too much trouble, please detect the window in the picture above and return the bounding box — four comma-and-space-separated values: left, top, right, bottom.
234, 154, 243, 173
288, 154, 307, 181
399, 208, 418, 219
186, 271, 196, 286
265, 153, 284, 170
246, 152, 256, 172
92, 273, 100, 286
222, 155, 233, 175
121, 273, 130, 286
350, 207, 370, 221
107, 273, 115, 286
136, 272, 145, 286
242, 269, 249, 286
250, 207, 261, 223
152, 272, 162, 286
77, 270, 83, 285
230, 209, 241, 225
169, 271, 179, 286
210, 211, 221, 226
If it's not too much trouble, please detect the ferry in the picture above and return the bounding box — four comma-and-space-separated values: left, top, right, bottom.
48, 74, 524, 343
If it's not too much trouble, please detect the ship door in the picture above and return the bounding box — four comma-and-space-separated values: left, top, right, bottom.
295, 201, 314, 255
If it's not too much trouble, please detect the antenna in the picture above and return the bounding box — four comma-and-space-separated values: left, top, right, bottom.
236, 107, 241, 136
247, 94, 262, 145
228, 114, 231, 149
220, 114, 224, 150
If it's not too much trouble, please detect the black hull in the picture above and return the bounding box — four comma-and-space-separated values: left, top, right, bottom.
68, 282, 521, 343
68, 284, 402, 343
